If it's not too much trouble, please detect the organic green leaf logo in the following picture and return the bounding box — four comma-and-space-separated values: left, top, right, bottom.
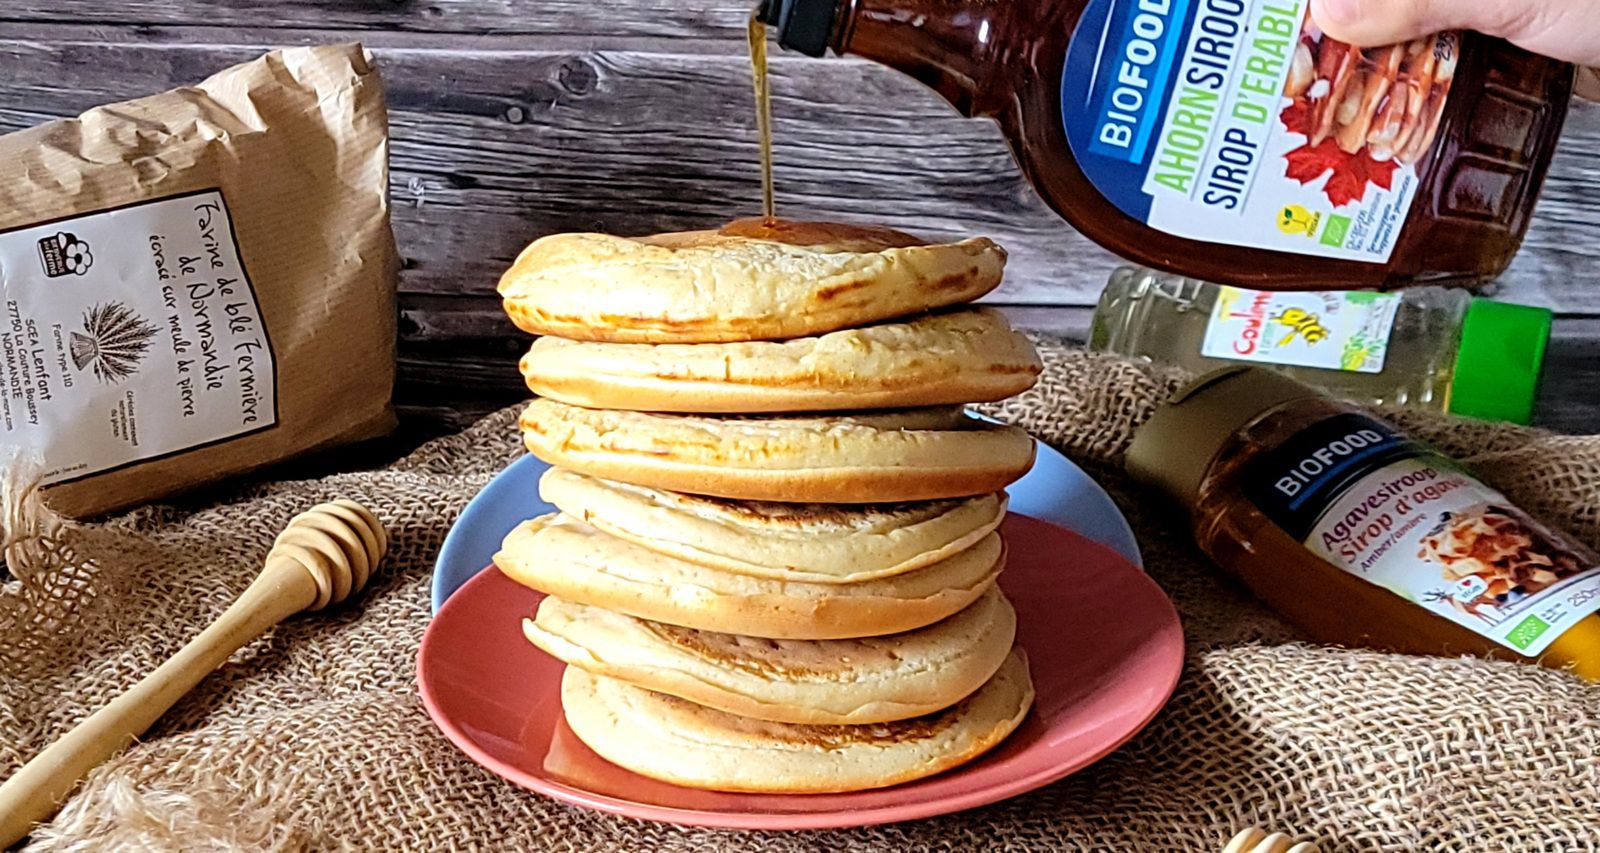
1506, 615, 1552, 651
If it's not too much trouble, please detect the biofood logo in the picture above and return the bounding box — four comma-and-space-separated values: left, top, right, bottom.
1090, 0, 1192, 162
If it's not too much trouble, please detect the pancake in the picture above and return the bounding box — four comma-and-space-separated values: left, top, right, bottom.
519, 402, 1036, 503
493, 513, 1004, 639
524, 588, 1017, 724
538, 468, 1007, 584
497, 218, 1006, 343
519, 308, 1042, 412
559, 648, 1034, 793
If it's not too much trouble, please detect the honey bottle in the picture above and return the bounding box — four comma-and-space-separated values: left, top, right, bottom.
1128, 367, 1600, 680
1090, 266, 1553, 423
755, 0, 1575, 289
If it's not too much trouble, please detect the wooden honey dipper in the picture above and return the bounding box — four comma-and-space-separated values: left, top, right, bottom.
1225, 826, 1323, 853
0, 500, 386, 847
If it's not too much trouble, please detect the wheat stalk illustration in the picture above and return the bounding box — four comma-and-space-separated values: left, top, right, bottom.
70, 302, 158, 383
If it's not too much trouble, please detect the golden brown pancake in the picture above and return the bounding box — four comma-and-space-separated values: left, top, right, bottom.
519, 402, 1036, 503
518, 307, 1042, 412
525, 588, 1017, 724
559, 648, 1034, 793
538, 467, 1007, 583
497, 218, 1006, 343
493, 513, 1004, 639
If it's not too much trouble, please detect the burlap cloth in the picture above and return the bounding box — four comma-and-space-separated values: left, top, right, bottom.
4, 342, 1599, 852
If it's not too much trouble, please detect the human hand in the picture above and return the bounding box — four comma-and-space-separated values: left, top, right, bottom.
1311, 0, 1600, 67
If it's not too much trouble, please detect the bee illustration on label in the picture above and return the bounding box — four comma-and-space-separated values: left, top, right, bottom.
1277, 204, 1322, 237
1271, 307, 1330, 347
70, 302, 157, 383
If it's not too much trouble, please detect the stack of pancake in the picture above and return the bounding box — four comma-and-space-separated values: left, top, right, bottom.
492, 218, 1044, 793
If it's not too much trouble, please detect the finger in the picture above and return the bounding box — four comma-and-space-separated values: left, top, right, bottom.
1575, 68, 1600, 101
1311, 0, 1447, 45
1312, 0, 1600, 66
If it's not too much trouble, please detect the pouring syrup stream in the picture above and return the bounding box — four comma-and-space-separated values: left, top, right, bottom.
748, 13, 776, 223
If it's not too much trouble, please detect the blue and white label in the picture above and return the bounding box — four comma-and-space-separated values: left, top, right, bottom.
1244, 413, 1600, 656
1064, 1, 1459, 262
1084, 0, 1194, 163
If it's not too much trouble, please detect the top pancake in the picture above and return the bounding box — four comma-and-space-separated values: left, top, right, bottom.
497, 218, 1007, 343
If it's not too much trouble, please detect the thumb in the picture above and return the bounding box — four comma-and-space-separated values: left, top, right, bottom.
1311, 0, 1600, 66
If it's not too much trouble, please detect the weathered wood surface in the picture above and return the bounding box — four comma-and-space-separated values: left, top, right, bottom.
2, 2, 1599, 435
0, 1, 759, 46
0, 42, 1116, 305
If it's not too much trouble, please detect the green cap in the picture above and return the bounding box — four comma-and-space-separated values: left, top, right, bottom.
1447, 299, 1551, 425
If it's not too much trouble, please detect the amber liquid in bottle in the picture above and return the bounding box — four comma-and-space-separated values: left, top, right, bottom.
790, 0, 1574, 288
1196, 397, 1600, 680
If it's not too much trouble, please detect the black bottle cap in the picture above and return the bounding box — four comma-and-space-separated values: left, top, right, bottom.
755, 0, 838, 57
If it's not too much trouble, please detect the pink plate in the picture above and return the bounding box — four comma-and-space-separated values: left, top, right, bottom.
417, 514, 1183, 830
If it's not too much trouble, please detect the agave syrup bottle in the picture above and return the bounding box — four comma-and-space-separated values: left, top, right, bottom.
1129, 367, 1600, 680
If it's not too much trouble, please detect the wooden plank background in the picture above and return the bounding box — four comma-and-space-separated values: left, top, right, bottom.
2, 1, 1598, 434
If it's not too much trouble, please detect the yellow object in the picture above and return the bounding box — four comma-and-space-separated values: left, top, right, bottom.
1276, 204, 1321, 237
1270, 307, 1330, 347
1538, 618, 1600, 681
1225, 826, 1321, 853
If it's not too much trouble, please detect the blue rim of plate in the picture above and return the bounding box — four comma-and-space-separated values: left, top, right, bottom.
432, 442, 1141, 612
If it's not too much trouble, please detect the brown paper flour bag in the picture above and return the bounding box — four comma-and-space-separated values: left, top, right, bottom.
0, 43, 398, 517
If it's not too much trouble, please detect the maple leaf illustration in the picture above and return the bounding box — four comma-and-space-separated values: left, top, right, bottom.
1280, 97, 1312, 136
1282, 139, 1402, 208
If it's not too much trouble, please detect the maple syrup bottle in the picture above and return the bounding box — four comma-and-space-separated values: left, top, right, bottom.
755, 0, 1575, 289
